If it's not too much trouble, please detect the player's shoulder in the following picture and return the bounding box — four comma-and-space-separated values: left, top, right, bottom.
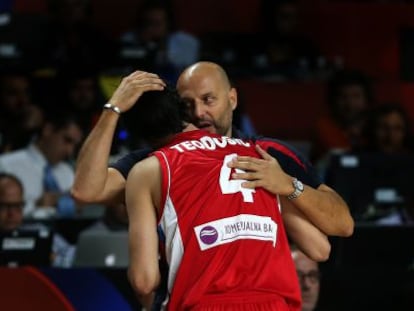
129, 155, 160, 182
131, 154, 159, 173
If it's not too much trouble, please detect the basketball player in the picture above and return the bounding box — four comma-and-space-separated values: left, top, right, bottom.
126, 88, 330, 310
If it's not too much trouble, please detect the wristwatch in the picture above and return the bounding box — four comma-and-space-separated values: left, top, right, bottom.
103, 103, 121, 114
287, 178, 304, 200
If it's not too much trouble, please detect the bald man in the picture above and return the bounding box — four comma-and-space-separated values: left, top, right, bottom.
176, 62, 236, 137
0, 173, 24, 232
292, 246, 321, 311
72, 62, 353, 238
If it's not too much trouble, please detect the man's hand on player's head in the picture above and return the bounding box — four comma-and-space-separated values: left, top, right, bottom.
109, 71, 166, 113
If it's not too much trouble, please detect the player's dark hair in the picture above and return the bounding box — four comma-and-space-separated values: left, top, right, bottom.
126, 86, 189, 146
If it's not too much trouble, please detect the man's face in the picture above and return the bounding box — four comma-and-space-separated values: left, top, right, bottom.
0, 179, 24, 232
69, 78, 96, 110
42, 123, 83, 165
142, 8, 168, 41
0, 76, 31, 116
293, 251, 320, 311
275, 3, 298, 35
376, 111, 406, 153
177, 71, 237, 137
336, 84, 367, 123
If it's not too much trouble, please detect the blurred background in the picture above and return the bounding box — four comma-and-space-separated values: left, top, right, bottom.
0, 0, 414, 310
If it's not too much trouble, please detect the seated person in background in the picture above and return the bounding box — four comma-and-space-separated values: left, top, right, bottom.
313, 69, 374, 162
119, 0, 200, 82
0, 173, 23, 233
0, 68, 44, 153
126, 87, 330, 310
291, 245, 321, 311
360, 103, 414, 155
0, 173, 75, 267
357, 103, 414, 225
0, 109, 84, 218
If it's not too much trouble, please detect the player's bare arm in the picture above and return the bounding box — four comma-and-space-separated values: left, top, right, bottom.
126, 156, 162, 309
280, 196, 331, 262
228, 144, 354, 237
72, 71, 165, 204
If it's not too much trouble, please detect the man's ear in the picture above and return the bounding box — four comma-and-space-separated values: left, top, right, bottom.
229, 87, 238, 111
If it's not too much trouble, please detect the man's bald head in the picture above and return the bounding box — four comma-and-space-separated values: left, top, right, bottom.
177, 62, 231, 91
0, 173, 24, 232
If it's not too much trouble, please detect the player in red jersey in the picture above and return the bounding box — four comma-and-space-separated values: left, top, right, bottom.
126, 88, 330, 310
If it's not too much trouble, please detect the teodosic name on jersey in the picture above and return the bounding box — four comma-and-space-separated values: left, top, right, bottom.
170, 136, 251, 153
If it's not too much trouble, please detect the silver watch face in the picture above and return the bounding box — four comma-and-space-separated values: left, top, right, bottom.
293, 179, 304, 192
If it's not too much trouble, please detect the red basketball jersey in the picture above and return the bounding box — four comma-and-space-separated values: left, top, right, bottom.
154, 130, 301, 311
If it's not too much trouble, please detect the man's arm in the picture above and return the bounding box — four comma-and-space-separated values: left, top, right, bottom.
228, 145, 354, 237
126, 157, 161, 309
280, 196, 330, 262
71, 71, 165, 204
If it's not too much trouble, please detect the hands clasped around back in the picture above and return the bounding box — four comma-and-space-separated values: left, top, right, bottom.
227, 144, 294, 196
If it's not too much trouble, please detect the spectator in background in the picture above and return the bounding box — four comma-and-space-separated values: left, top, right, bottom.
119, 0, 200, 82
0, 109, 83, 218
313, 69, 374, 162
253, 0, 321, 80
0, 173, 75, 267
292, 245, 321, 311
0, 173, 24, 232
356, 104, 414, 225
360, 103, 414, 155
0, 69, 44, 153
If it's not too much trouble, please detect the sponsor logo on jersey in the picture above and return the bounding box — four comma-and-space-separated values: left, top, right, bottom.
194, 214, 277, 251
170, 136, 250, 153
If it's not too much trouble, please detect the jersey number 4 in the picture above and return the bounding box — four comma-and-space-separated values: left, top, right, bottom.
219, 154, 255, 203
